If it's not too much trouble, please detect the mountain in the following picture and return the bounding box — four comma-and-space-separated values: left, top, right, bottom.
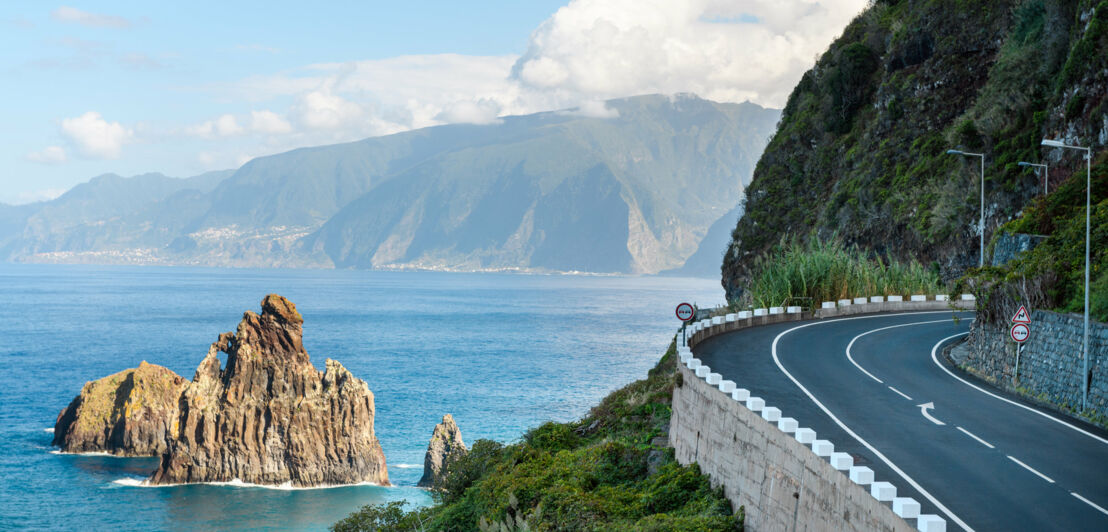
6, 95, 780, 273
659, 203, 743, 278
721, 0, 1107, 301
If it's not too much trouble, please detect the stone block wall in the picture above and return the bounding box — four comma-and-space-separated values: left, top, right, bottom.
958, 310, 1108, 417
670, 361, 913, 532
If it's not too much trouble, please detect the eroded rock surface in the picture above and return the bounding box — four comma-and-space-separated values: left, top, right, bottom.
52, 294, 389, 488
417, 413, 467, 488
53, 361, 188, 456
149, 295, 389, 486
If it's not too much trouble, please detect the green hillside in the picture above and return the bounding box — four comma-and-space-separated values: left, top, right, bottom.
722, 0, 1107, 306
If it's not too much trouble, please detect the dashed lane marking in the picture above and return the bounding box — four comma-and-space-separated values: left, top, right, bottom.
1006, 455, 1055, 483
955, 426, 995, 449
1071, 492, 1108, 516
888, 386, 912, 400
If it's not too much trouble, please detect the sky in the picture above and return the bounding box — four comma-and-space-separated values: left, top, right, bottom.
1, 0, 867, 204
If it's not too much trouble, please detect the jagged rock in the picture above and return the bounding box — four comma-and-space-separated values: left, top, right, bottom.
149, 294, 389, 487
417, 414, 467, 488
53, 361, 188, 456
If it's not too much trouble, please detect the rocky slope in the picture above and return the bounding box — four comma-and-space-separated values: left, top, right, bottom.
722, 0, 1107, 301
150, 295, 388, 486
52, 361, 188, 456
3, 95, 778, 273
417, 414, 467, 488
51, 295, 389, 487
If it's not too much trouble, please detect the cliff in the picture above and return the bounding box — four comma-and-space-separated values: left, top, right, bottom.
722, 0, 1107, 302
150, 295, 388, 486
417, 414, 467, 488
52, 361, 188, 456
52, 294, 389, 487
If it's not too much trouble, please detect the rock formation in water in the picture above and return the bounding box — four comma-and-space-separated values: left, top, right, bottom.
149, 294, 389, 486
417, 414, 467, 488
51, 294, 389, 487
53, 361, 189, 456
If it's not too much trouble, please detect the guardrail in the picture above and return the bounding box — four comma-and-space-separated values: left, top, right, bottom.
674, 293, 973, 532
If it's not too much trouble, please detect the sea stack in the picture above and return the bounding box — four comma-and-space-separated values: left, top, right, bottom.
417, 414, 467, 488
149, 295, 389, 486
53, 361, 188, 456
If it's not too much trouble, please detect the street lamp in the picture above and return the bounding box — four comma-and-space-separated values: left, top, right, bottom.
1041, 138, 1093, 412
1018, 161, 1049, 195
948, 149, 986, 267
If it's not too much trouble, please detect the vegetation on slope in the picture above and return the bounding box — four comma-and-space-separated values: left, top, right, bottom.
722, 0, 1107, 303
957, 152, 1108, 324
332, 343, 741, 531
742, 236, 942, 309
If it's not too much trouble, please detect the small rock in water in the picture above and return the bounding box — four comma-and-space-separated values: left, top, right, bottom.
418, 414, 467, 488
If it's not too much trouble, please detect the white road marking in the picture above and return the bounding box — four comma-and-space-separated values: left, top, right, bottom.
888, 386, 912, 400
931, 333, 1108, 446
772, 313, 975, 532
1006, 455, 1055, 483
917, 402, 946, 425
1071, 492, 1108, 516
955, 426, 995, 449
845, 318, 958, 384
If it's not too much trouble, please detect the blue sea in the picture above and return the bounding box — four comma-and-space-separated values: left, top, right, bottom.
0, 264, 723, 531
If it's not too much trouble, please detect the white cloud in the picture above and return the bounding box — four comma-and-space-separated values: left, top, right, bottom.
290, 84, 366, 131
186, 114, 244, 137
435, 99, 503, 125
249, 110, 292, 134
50, 6, 132, 29
511, 0, 868, 107
563, 100, 619, 118
60, 111, 132, 159
3, 187, 67, 205
25, 145, 67, 164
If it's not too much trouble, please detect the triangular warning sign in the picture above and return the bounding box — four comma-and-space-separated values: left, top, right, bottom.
1011, 305, 1031, 324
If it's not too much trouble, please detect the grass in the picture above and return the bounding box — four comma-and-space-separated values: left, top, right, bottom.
332, 342, 742, 532
742, 236, 942, 308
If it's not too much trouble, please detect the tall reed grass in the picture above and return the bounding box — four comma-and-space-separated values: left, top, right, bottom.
743, 236, 942, 308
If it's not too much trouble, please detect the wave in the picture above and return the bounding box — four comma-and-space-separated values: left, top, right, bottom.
391, 463, 423, 469
112, 477, 389, 490
44, 428, 54, 433
50, 450, 130, 457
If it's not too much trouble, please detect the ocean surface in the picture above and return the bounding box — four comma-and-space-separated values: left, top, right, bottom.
0, 264, 723, 531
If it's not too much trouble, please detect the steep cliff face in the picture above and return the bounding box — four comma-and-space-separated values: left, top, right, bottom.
150, 295, 388, 486
52, 361, 188, 456
417, 414, 467, 488
722, 0, 1107, 301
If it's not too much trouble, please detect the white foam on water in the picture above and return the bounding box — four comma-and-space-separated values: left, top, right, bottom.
50, 450, 126, 457
392, 463, 422, 469
43, 428, 54, 433
112, 477, 389, 490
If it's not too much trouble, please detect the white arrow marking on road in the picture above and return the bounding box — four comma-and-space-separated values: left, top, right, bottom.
918, 402, 946, 425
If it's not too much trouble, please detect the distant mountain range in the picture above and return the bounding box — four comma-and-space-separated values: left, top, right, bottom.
2, 94, 779, 275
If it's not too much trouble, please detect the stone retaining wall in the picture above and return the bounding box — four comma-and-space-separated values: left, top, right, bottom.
957, 309, 1108, 418
671, 295, 972, 532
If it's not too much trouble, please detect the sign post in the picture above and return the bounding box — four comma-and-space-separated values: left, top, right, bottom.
676, 302, 695, 345
1010, 306, 1031, 383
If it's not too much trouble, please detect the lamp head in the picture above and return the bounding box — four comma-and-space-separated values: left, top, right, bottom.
946, 149, 962, 155
1018, 162, 1031, 166
1041, 138, 1065, 148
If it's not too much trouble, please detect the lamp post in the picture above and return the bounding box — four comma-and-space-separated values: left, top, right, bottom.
1018, 161, 1049, 195
1041, 138, 1092, 412
948, 149, 986, 267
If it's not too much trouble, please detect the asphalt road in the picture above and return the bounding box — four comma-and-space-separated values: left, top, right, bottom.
693, 310, 1108, 531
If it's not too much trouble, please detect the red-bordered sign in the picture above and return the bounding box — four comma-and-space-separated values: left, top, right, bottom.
675, 302, 695, 322
1011, 305, 1031, 324
1010, 323, 1030, 343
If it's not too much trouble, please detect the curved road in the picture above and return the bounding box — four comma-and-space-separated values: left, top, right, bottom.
693, 311, 1108, 531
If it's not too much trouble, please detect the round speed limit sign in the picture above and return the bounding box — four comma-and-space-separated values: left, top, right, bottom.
1010, 323, 1030, 343
675, 302, 695, 322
